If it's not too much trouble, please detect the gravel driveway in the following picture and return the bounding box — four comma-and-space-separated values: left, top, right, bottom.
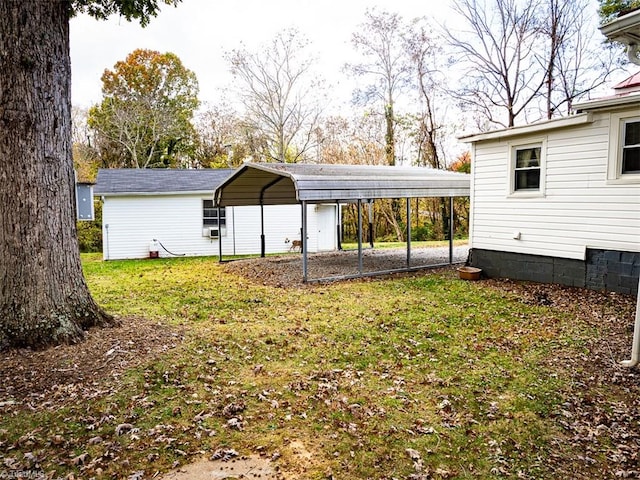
225, 244, 470, 286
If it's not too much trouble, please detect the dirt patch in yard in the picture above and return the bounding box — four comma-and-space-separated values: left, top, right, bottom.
0, 316, 182, 410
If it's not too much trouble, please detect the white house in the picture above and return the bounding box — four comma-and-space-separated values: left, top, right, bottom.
461, 75, 640, 295
94, 168, 338, 260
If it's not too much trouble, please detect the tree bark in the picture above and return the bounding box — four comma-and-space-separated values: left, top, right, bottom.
0, 0, 114, 349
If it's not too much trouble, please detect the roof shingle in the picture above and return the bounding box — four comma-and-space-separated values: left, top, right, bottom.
94, 168, 235, 195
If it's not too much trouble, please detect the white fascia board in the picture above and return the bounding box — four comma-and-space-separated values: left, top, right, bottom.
97, 190, 214, 197
458, 113, 593, 143
574, 94, 640, 112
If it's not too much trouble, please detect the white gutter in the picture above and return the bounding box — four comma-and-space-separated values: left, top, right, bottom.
621, 276, 640, 367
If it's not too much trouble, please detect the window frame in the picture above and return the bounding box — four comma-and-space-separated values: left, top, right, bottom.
202, 199, 226, 237
607, 112, 640, 184
508, 139, 546, 198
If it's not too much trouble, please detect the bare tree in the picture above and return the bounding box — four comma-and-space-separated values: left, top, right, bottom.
541, 0, 623, 118
446, 0, 545, 128
403, 19, 445, 170
447, 0, 623, 128
226, 29, 324, 163
346, 9, 413, 166
402, 19, 453, 239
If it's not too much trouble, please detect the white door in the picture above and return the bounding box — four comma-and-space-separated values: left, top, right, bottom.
316, 205, 336, 251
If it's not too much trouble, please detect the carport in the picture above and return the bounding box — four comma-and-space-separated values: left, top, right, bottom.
213, 163, 470, 282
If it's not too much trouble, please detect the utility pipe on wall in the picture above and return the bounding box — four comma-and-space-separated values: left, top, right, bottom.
621, 275, 640, 367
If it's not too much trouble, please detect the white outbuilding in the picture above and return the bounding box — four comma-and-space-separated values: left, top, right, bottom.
94, 168, 338, 260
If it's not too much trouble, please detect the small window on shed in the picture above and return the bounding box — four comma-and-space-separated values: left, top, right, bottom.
513, 145, 542, 191
622, 119, 640, 174
203, 200, 225, 227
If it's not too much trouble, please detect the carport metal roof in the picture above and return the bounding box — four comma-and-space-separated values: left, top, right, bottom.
213, 162, 470, 206
213, 162, 471, 283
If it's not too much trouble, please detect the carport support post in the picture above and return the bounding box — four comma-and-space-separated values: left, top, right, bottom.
260, 203, 265, 258
449, 196, 454, 264
357, 199, 363, 274
406, 198, 412, 268
302, 201, 308, 282
217, 206, 223, 262
368, 200, 374, 248
336, 201, 342, 251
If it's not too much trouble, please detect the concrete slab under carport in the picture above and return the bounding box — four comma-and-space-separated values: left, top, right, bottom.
213, 163, 471, 283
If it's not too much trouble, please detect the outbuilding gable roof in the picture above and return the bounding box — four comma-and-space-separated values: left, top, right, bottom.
94, 168, 235, 196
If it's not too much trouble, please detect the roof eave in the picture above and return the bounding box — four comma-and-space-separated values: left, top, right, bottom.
459, 112, 593, 143
574, 93, 640, 112
600, 9, 640, 44
96, 190, 214, 197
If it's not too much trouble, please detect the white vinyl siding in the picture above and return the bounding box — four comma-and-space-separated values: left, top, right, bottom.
101, 194, 328, 260
470, 110, 640, 260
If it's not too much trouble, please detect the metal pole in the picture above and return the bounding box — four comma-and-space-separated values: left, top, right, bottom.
406, 198, 412, 268
357, 199, 363, 274
260, 203, 265, 258
449, 196, 454, 264
336, 201, 342, 251
217, 206, 223, 262
302, 201, 308, 282
368, 200, 374, 248
232, 206, 236, 256
258, 176, 284, 259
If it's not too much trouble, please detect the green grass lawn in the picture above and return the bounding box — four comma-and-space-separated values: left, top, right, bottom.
0, 254, 632, 479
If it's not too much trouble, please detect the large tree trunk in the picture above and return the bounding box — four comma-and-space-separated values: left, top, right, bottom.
0, 1, 114, 349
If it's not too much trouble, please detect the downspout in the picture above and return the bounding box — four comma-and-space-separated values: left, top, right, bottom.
627, 43, 640, 65
104, 223, 110, 261
621, 275, 640, 367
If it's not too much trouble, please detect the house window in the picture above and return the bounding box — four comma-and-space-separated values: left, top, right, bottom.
622, 119, 640, 174
513, 144, 542, 191
608, 113, 640, 183
203, 200, 225, 227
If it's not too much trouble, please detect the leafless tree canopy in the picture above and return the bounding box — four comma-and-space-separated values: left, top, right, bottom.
226, 29, 324, 163
446, 0, 544, 128
446, 0, 623, 129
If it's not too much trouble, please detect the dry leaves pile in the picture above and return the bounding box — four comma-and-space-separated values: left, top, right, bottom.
0, 256, 638, 479
488, 279, 640, 479
0, 317, 181, 409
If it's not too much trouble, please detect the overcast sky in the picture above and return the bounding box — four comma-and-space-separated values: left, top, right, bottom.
69, 0, 455, 109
